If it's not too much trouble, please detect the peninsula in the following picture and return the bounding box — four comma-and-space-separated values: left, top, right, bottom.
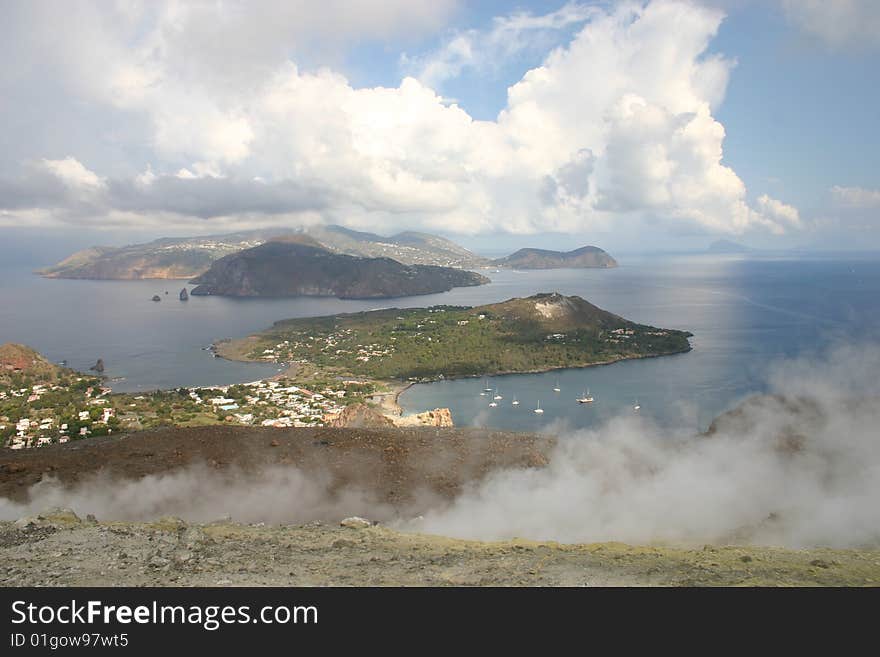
216, 292, 691, 381
189, 239, 489, 298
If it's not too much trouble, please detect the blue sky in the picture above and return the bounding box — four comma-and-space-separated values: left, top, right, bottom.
0, 0, 878, 254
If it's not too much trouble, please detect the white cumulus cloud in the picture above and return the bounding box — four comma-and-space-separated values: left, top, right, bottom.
0, 0, 802, 238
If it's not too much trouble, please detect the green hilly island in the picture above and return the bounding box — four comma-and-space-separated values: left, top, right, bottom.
219, 292, 692, 381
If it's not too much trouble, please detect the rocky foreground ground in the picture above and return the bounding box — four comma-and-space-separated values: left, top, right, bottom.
2, 426, 879, 586
0, 425, 551, 506
3, 509, 879, 586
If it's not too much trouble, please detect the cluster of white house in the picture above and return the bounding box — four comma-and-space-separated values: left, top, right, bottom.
2, 375, 359, 450
0, 382, 54, 404
187, 379, 349, 428
3, 384, 116, 450
257, 329, 398, 366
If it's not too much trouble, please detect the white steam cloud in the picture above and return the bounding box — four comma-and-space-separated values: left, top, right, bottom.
0, 465, 399, 525
414, 344, 880, 548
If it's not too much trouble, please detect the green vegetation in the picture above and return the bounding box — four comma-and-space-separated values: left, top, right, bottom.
242, 293, 692, 381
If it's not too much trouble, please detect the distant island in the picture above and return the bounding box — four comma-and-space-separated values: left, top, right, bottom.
216, 292, 691, 381
707, 239, 750, 254
38, 225, 489, 280
38, 222, 625, 282
189, 238, 490, 299
493, 246, 617, 269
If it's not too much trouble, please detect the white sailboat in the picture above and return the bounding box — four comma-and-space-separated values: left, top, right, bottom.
633, 400, 641, 411
489, 401, 498, 407
511, 396, 520, 406
577, 388, 594, 403
553, 379, 561, 392
534, 400, 544, 414
493, 389, 503, 400
483, 378, 493, 392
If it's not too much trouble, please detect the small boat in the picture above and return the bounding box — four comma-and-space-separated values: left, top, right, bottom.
512, 397, 520, 406
553, 379, 561, 392
479, 391, 487, 396
489, 401, 498, 408
633, 400, 641, 411
577, 388, 594, 403
534, 401, 544, 414
493, 389, 503, 400
483, 378, 493, 392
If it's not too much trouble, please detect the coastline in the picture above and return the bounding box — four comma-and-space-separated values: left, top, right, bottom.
392, 347, 693, 411
213, 335, 692, 378
387, 381, 414, 416
211, 336, 692, 413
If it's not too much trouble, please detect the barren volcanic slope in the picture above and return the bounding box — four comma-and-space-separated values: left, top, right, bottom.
189, 240, 489, 298
0, 425, 552, 509
2, 424, 878, 586
493, 246, 617, 269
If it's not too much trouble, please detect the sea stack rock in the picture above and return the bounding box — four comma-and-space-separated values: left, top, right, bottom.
151, 294, 161, 302
179, 288, 189, 301
90, 358, 105, 373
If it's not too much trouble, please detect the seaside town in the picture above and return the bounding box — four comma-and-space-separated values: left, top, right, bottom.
0, 355, 378, 450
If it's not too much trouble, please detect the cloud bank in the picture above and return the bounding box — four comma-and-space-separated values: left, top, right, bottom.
1, 0, 799, 237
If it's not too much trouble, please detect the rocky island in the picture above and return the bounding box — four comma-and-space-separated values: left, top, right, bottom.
493, 245, 617, 269
217, 292, 691, 381
189, 238, 489, 299
38, 225, 489, 280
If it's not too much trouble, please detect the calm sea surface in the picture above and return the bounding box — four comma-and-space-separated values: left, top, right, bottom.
1, 253, 878, 430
